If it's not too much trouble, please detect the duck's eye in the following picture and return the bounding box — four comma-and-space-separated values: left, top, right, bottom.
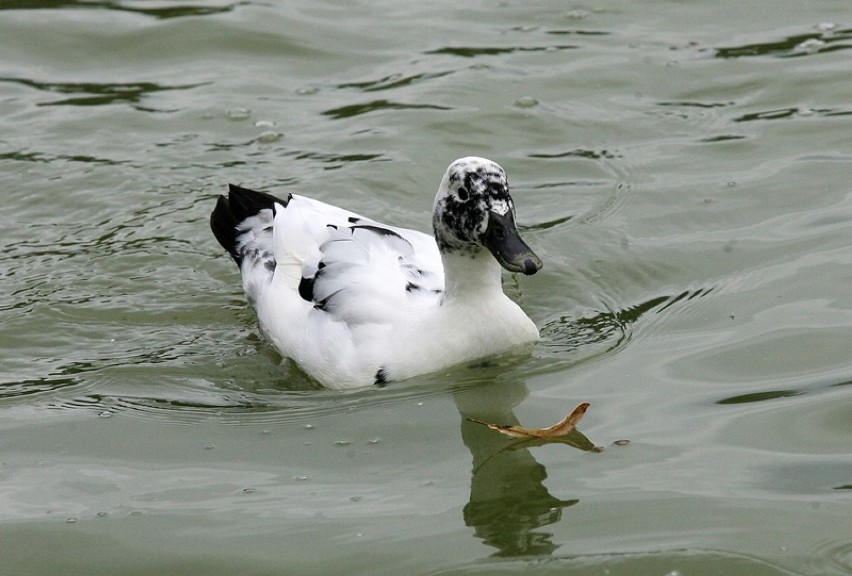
457, 186, 469, 200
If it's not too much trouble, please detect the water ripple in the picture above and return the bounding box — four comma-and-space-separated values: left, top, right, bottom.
733, 106, 844, 123
0, 1, 240, 19
715, 26, 852, 59
428, 549, 797, 576
425, 44, 578, 58
528, 149, 620, 160
338, 71, 454, 93
805, 539, 852, 575
0, 76, 207, 110
322, 99, 452, 120
532, 289, 713, 375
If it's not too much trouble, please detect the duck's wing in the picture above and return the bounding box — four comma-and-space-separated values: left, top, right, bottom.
276, 197, 445, 327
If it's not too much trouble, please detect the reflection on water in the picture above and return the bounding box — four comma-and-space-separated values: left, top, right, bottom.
454, 382, 592, 557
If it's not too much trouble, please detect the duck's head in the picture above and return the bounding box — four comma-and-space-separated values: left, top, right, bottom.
433, 157, 542, 275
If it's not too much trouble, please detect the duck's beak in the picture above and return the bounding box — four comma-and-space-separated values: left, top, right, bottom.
483, 210, 543, 275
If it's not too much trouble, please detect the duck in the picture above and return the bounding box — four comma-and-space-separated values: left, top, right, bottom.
210, 157, 542, 389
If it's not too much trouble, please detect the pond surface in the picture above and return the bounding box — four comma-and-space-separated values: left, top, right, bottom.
1, 1, 850, 574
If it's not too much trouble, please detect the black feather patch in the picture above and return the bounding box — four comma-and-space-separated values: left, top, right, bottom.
298, 276, 315, 302
210, 195, 239, 262
374, 368, 389, 386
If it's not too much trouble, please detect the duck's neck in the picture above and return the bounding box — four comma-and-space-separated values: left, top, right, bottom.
440, 248, 504, 301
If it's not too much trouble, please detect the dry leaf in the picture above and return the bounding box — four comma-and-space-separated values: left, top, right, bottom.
467, 402, 590, 441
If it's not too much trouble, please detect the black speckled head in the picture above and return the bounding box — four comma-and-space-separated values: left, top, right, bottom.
433, 157, 542, 275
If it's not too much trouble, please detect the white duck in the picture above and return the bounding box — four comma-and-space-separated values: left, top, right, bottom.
210, 157, 542, 389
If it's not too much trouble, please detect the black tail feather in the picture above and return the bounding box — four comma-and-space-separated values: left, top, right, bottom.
209, 184, 291, 265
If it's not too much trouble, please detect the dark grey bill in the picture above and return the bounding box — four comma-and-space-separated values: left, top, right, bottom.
482, 210, 543, 275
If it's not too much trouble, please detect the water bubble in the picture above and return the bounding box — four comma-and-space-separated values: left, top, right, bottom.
226, 107, 251, 120
514, 96, 539, 108
368, 438, 382, 445
96, 511, 109, 518
256, 130, 283, 144
293, 475, 312, 482
334, 440, 351, 447
303, 424, 315, 430
203, 444, 216, 450
98, 411, 113, 419
565, 9, 589, 20
254, 120, 275, 128
242, 488, 256, 494
612, 439, 631, 446
65, 517, 78, 524
296, 87, 320, 96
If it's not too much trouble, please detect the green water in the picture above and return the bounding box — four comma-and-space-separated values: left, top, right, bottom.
1, 1, 850, 574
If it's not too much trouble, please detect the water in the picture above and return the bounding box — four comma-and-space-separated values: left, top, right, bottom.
1, 1, 851, 574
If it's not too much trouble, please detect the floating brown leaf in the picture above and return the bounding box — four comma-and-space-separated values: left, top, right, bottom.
467, 402, 590, 441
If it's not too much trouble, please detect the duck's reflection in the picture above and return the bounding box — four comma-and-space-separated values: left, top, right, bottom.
454, 381, 591, 557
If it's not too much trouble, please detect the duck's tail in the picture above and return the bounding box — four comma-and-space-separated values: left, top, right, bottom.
210, 184, 291, 266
